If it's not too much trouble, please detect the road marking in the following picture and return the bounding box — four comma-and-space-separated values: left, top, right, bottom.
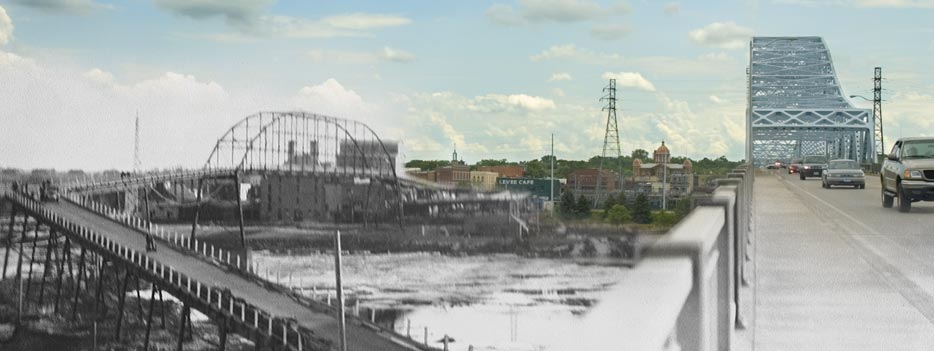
778, 174, 934, 325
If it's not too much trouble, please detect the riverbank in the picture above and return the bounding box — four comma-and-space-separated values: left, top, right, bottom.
170, 220, 657, 261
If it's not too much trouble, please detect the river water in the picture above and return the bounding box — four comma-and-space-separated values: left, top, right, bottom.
253, 251, 631, 351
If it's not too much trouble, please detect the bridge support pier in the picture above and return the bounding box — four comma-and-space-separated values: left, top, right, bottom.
53, 236, 72, 313
218, 316, 229, 351
2, 208, 17, 278
71, 247, 86, 321
115, 269, 131, 340
190, 177, 204, 246
38, 229, 56, 306
24, 221, 40, 301
94, 259, 107, 316
144, 285, 158, 351
14, 214, 29, 283
177, 302, 191, 351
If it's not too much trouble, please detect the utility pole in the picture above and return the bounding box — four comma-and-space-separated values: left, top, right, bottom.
873, 67, 884, 162
595, 79, 621, 207
550, 133, 555, 206
134, 111, 141, 172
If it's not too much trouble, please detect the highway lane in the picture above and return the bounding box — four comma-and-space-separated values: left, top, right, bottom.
752, 170, 934, 350
41, 199, 418, 351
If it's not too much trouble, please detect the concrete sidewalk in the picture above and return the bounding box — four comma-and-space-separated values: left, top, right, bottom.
737, 175, 934, 351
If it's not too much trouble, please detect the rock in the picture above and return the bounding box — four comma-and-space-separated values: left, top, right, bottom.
0, 323, 15, 342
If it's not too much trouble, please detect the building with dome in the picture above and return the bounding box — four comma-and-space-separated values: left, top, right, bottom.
629, 141, 695, 208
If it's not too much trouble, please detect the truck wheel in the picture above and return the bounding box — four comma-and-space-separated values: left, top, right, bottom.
882, 188, 894, 208
799, 174, 805, 180
898, 184, 912, 213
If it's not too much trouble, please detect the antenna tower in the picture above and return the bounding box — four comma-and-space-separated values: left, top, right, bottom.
134, 111, 141, 172
594, 79, 621, 207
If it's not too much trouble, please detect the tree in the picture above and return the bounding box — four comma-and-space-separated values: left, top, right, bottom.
559, 190, 576, 219
674, 197, 693, 219
575, 194, 591, 219
653, 211, 679, 226
616, 191, 627, 207
601, 195, 617, 219
631, 149, 649, 160
632, 194, 652, 224
606, 204, 631, 225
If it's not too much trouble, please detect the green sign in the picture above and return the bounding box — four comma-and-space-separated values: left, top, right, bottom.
497, 177, 560, 200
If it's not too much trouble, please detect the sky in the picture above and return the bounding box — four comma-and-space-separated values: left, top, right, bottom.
0, 0, 932, 171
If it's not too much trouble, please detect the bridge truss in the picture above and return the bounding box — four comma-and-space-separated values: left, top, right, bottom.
747, 37, 874, 166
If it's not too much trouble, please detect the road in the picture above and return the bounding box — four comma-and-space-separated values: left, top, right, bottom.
750, 170, 934, 350
42, 200, 419, 351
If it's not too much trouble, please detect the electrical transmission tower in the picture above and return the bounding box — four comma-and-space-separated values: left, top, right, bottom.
594, 79, 621, 207
873, 67, 884, 161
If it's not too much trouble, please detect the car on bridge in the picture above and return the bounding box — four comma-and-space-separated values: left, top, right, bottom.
881, 137, 934, 212
821, 159, 865, 189
798, 155, 827, 180
788, 158, 802, 174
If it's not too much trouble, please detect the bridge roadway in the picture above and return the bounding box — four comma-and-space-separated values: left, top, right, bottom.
41, 199, 417, 351
747, 171, 934, 350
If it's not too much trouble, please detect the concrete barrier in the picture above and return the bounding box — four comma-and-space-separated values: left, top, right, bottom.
609, 166, 751, 351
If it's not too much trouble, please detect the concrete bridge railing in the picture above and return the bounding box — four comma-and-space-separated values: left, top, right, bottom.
578, 167, 752, 351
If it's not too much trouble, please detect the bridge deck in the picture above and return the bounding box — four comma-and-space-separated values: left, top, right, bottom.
44, 200, 415, 351
747, 173, 934, 350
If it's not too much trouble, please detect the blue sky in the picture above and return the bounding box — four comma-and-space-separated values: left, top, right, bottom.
0, 0, 932, 170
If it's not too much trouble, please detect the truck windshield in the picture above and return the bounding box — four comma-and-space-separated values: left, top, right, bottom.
901, 141, 934, 159
803, 156, 827, 163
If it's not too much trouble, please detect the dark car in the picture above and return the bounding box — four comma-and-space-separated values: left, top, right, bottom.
822, 159, 865, 189
881, 137, 934, 212
798, 155, 827, 180
788, 158, 802, 174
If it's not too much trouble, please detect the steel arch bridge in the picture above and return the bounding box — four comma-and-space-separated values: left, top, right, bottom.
204, 111, 403, 225
747, 37, 874, 166
205, 111, 398, 177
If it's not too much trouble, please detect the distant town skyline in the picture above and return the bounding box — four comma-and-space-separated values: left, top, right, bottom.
1, 0, 932, 170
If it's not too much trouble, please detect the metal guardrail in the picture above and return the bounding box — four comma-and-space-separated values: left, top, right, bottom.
590, 166, 752, 351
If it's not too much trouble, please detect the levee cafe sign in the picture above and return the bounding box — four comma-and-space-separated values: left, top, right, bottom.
497, 178, 536, 186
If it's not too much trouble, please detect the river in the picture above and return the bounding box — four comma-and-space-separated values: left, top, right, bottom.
252, 251, 631, 351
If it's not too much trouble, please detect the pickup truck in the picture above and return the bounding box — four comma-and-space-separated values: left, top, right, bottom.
881, 137, 934, 212
798, 155, 828, 180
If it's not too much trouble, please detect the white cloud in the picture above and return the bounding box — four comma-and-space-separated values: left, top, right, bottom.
157, 2, 412, 40
0, 6, 12, 46
590, 24, 631, 41
306, 47, 416, 64
664, 2, 681, 15
0, 50, 384, 169
548, 72, 573, 82
688, 22, 754, 49
709, 95, 725, 104
321, 13, 412, 30
7, 0, 112, 14
552, 88, 566, 97
601, 72, 657, 92
485, 4, 525, 26
83, 68, 115, 84
857, 0, 934, 7
486, 0, 621, 25
774, 0, 934, 7
380, 46, 416, 62
530, 44, 623, 64
521, 0, 604, 22
153, 0, 273, 28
